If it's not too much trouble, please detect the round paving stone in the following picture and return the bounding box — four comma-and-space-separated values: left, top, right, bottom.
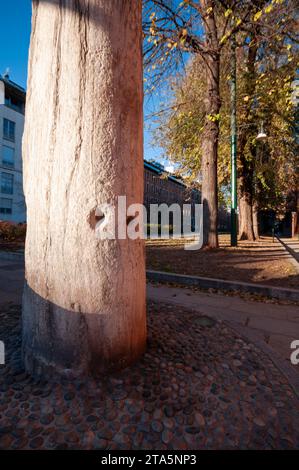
64, 392, 75, 401
29, 437, 44, 449
164, 405, 174, 418
112, 390, 127, 401
40, 414, 54, 425
12, 437, 29, 449
65, 432, 80, 444
186, 426, 201, 435
151, 420, 163, 433
253, 417, 266, 427
0, 434, 13, 449
86, 415, 98, 423
195, 413, 206, 427
162, 430, 173, 445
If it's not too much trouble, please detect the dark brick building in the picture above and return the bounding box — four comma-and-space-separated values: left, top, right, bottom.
144, 160, 201, 226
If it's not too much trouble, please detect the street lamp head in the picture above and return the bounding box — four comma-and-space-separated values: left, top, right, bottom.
256, 131, 267, 140
256, 123, 267, 141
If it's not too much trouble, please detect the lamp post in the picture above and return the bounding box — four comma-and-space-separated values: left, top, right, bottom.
230, 34, 238, 247
255, 123, 267, 239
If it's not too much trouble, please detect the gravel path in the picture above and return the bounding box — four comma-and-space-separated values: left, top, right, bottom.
0, 302, 298, 450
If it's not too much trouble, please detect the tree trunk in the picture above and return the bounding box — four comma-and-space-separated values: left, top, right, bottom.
252, 202, 259, 240
22, 0, 146, 377
200, 1, 220, 248
238, 32, 258, 241
296, 188, 299, 235
239, 172, 255, 241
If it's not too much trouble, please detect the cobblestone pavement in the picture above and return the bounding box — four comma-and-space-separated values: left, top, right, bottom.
0, 302, 299, 450
147, 283, 299, 367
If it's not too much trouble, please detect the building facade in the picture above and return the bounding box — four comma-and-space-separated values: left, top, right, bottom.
144, 160, 201, 228
0, 74, 26, 223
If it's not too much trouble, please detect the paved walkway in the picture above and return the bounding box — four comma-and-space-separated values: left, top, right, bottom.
147, 283, 299, 369
279, 237, 299, 264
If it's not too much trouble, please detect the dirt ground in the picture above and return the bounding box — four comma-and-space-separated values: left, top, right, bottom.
1, 235, 298, 290
146, 235, 299, 290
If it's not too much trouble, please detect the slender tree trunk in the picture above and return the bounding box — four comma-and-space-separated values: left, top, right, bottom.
22, 0, 146, 377
200, 1, 220, 248
252, 202, 259, 240
238, 33, 259, 241
295, 188, 299, 235
239, 171, 255, 241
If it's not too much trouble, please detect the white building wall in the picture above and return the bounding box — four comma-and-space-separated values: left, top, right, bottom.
0, 83, 26, 223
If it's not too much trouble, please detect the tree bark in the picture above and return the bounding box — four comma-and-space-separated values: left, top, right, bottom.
200, 1, 220, 248
252, 202, 259, 240
22, 0, 146, 377
296, 188, 299, 235
239, 172, 255, 241
238, 32, 259, 241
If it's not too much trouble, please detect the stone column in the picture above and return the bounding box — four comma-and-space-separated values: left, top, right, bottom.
22, 0, 146, 377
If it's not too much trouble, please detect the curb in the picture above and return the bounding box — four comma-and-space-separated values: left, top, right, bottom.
146, 270, 299, 302
0, 251, 24, 262
276, 236, 299, 273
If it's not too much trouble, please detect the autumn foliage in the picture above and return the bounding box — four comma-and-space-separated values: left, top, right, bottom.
0, 221, 26, 243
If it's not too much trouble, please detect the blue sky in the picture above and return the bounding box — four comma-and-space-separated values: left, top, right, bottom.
0, 0, 164, 163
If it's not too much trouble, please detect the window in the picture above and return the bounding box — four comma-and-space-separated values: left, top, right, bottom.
2, 146, 14, 167
5, 95, 24, 114
3, 119, 15, 142
0, 198, 12, 215
1, 173, 14, 195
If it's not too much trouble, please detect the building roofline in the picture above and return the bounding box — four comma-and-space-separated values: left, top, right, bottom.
144, 159, 186, 187
0, 75, 26, 95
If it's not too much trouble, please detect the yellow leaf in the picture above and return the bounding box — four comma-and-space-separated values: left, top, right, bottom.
224, 9, 232, 17
206, 7, 213, 14
243, 96, 250, 102
253, 11, 262, 21
265, 5, 273, 13
220, 34, 228, 44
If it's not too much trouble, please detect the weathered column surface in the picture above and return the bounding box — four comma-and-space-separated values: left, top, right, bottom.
22, 0, 146, 377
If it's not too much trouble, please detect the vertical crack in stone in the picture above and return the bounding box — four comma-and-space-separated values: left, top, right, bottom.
44, 1, 64, 300
63, 1, 90, 259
